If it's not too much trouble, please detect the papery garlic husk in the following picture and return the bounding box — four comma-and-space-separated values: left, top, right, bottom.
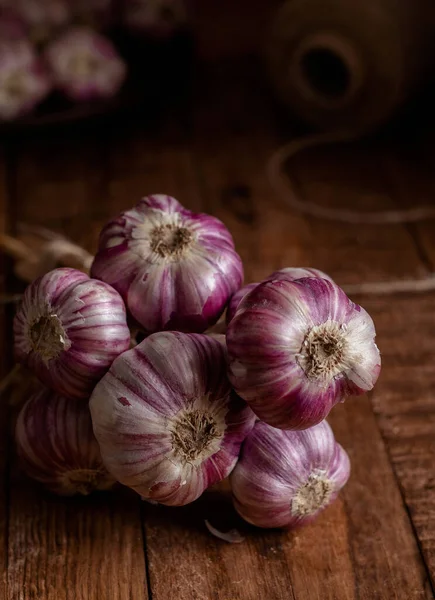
227, 277, 381, 430
15, 387, 115, 496
230, 420, 350, 529
91, 194, 244, 334
226, 282, 258, 325
45, 27, 126, 102
226, 267, 333, 324
89, 331, 255, 506
14, 267, 130, 400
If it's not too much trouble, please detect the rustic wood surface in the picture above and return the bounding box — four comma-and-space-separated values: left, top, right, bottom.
1, 59, 435, 599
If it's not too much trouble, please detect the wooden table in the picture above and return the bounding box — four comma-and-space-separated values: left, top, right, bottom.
1, 61, 435, 599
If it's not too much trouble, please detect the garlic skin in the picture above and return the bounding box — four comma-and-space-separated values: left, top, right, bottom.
226, 282, 258, 325
91, 195, 244, 334
226, 267, 333, 324
227, 277, 381, 430
0, 39, 51, 121
89, 332, 255, 506
45, 27, 126, 102
16, 388, 115, 496
267, 267, 334, 284
14, 268, 130, 400
231, 420, 350, 529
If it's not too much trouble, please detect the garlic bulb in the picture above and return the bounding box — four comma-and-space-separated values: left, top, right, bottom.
91, 194, 244, 334
227, 277, 381, 429
14, 267, 130, 399
0, 39, 51, 121
16, 388, 115, 495
45, 27, 126, 102
90, 331, 255, 506
231, 420, 350, 529
226, 267, 332, 324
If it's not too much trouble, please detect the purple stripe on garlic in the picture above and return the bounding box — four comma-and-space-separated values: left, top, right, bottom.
227, 277, 381, 430
14, 268, 130, 399
89, 331, 255, 506
91, 194, 244, 334
230, 420, 350, 529
15, 387, 115, 496
226, 267, 333, 324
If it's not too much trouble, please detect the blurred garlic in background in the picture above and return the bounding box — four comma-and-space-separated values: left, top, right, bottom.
0, 8, 28, 41
5, 0, 71, 44
0, 39, 51, 121
45, 27, 127, 102
122, 0, 187, 38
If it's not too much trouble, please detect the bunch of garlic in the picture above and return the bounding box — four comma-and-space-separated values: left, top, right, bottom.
12, 194, 381, 532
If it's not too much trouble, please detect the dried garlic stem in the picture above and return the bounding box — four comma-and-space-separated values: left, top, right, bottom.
0, 229, 93, 282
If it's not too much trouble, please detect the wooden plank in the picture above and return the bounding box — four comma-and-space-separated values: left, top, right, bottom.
366, 293, 435, 582
7, 133, 148, 600
346, 138, 435, 583
139, 63, 431, 599
0, 146, 10, 599
4, 78, 435, 599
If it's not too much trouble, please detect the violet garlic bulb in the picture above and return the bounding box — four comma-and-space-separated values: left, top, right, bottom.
226, 267, 332, 324
14, 267, 130, 400
231, 420, 350, 529
45, 27, 126, 102
227, 277, 381, 430
13, 0, 71, 42
16, 388, 115, 496
90, 332, 255, 506
91, 194, 244, 334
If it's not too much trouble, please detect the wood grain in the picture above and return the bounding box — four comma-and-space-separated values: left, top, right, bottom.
1, 59, 435, 599
6, 136, 148, 600
344, 137, 435, 586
